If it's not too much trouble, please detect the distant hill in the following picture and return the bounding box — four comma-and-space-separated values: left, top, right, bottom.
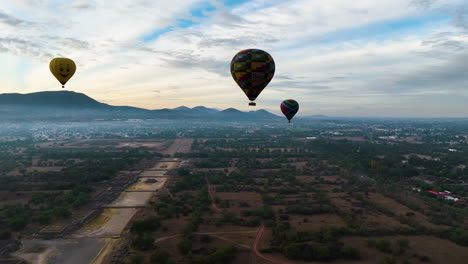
216, 108, 280, 120
0, 91, 107, 108
192, 106, 218, 114
251, 109, 279, 119
0, 91, 279, 121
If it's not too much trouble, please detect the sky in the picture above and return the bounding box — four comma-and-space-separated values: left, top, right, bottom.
0, 0, 467, 117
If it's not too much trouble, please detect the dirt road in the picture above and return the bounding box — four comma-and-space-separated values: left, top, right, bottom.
12, 139, 191, 264
253, 224, 290, 264
206, 177, 222, 213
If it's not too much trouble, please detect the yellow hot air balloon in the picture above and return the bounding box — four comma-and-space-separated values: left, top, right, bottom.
49, 58, 76, 88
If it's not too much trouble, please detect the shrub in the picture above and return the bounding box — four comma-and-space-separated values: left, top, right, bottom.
131, 216, 161, 233
200, 234, 212, 243
177, 238, 192, 255
131, 233, 154, 250
150, 250, 170, 264
341, 246, 361, 259
376, 239, 392, 253
128, 253, 144, 264
379, 256, 396, 264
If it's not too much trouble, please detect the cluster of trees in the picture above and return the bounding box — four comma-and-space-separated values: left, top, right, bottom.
284, 242, 360, 261
367, 238, 409, 255
0, 146, 154, 235
195, 158, 230, 168
0, 140, 33, 174
191, 246, 237, 264
126, 165, 241, 263
286, 204, 335, 215
128, 172, 213, 261
1, 149, 152, 191
127, 124, 468, 262
128, 249, 174, 264
270, 224, 361, 261
129, 215, 162, 252
0, 205, 31, 232
171, 189, 238, 262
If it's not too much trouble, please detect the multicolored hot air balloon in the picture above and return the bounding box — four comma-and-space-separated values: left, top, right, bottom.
281, 99, 299, 123
50, 58, 76, 88
230, 49, 275, 106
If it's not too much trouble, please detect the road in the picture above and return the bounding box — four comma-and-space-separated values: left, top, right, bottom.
12, 139, 190, 264
253, 225, 290, 264
206, 177, 222, 213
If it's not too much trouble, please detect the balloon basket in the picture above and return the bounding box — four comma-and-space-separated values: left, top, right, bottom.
249, 102, 256, 106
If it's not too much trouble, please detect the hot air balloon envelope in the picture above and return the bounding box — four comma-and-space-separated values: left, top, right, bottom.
281, 99, 299, 123
50, 58, 76, 88
230, 49, 275, 106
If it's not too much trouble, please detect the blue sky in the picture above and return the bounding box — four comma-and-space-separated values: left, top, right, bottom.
142, 0, 251, 42
0, 0, 467, 117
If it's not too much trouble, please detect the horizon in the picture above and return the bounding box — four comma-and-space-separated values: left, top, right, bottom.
1, 0, 468, 117
3, 90, 468, 119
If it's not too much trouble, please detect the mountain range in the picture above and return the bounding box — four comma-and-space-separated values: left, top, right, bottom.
0, 91, 280, 121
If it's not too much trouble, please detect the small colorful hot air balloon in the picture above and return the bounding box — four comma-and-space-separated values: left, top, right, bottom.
230, 49, 275, 106
50, 58, 76, 88
281, 99, 299, 123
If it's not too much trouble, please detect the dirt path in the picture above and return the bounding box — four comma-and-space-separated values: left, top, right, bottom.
160, 138, 193, 157
253, 224, 290, 264
205, 178, 288, 263
206, 178, 222, 213
205, 178, 287, 263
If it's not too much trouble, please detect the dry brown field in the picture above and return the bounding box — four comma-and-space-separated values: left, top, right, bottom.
160, 138, 193, 155
35, 139, 169, 150
368, 193, 443, 229
331, 136, 367, 142
288, 214, 347, 230
0, 191, 31, 206
340, 235, 468, 264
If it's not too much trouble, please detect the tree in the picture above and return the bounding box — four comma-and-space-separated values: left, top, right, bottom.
208, 246, 237, 264
131, 216, 161, 233
376, 239, 392, 253
177, 238, 192, 255
200, 234, 212, 243
379, 256, 396, 264
131, 233, 154, 250
150, 250, 170, 264
52, 206, 71, 218
0, 230, 11, 240
341, 246, 361, 259
36, 212, 51, 225
313, 244, 331, 261
128, 253, 144, 264
397, 238, 409, 254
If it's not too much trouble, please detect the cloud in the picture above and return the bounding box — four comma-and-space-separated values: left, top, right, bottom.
1, 0, 468, 116
411, 0, 468, 32
63, 1, 96, 10
160, 50, 228, 76
383, 52, 468, 94
453, 4, 468, 31
0, 37, 52, 59
410, 0, 437, 9
0, 9, 34, 27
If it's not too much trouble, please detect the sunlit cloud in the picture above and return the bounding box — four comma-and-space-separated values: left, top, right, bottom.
0, 0, 467, 117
